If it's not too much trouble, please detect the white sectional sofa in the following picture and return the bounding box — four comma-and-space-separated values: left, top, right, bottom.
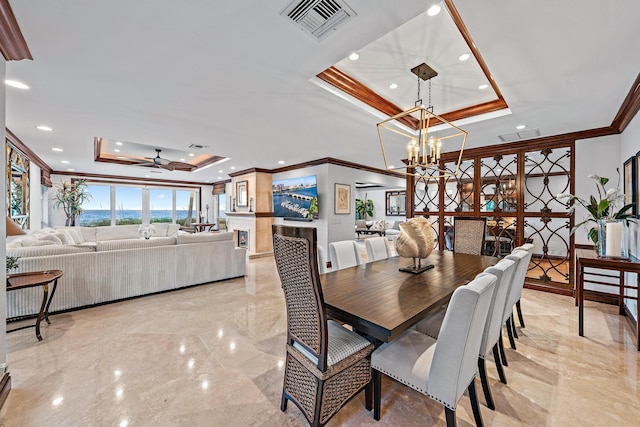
6, 224, 246, 319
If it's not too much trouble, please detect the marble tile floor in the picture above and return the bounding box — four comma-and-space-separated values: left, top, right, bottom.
1, 254, 639, 426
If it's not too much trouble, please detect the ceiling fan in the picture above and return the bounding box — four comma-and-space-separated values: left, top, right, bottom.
136, 149, 195, 171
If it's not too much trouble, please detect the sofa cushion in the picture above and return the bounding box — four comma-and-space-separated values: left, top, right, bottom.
54, 231, 75, 245
95, 236, 177, 251
54, 226, 84, 244
7, 245, 96, 257
151, 223, 169, 237
38, 234, 63, 245
176, 231, 233, 245
79, 227, 97, 243
95, 225, 140, 241
167, 224, 180, 236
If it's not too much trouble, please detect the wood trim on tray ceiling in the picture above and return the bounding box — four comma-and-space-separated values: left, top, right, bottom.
0, 0, 32, 61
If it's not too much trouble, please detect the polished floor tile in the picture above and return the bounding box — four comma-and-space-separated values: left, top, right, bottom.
1, 253, 639, 426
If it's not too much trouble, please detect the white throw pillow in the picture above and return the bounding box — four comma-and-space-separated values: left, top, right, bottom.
55, 231, 75, 245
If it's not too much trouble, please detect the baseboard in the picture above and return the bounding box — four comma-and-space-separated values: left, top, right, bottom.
524, 281, 573, 296
248, 251, 273, 259
0, 372, 11, 409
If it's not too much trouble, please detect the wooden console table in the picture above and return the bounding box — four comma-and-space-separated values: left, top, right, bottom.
7, 270, 63, 341
576, 249, 639, 350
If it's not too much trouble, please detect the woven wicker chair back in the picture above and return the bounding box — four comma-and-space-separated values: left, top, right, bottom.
272, 226, 326, 361
453, 217, 487, 255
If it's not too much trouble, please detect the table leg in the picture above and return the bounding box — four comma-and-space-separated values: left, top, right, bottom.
578, 263, 584, 337
35, 284, 49, 341
44, 278, 59, 324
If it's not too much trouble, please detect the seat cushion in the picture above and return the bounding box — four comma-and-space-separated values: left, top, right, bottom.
293, 320, 372, 367
372, 329, 437, 395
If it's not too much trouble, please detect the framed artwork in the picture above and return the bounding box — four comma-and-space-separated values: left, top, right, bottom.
334, 183, 351, 215
386, 190, 406, 216
636, 152, 640, 216
623, 156, 635, 215
236, 180, 248, 207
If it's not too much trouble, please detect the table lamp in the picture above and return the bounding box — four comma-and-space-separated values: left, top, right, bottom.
6, 216, 26, 237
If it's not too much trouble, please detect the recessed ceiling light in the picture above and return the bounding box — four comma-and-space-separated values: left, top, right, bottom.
278, 160, 285, 164
516, 125, 526, 130
388, 165, 395, 169
52, 147, 63, 152
188, 153, 194, 157
67, 168, 74, 172
389, 83, 398, 89
114, 149, 120, 152
349, 52, 359, 61
36, 125, 53, 132
217, 177, 222, 180
230, 166, 236, 170
180, 158, 185, 161
206, 180, 210, 183
61, 160, 70, 164
5, 79, 29, 89
427, 4, 441, 16
478, 84, 489, 90
218, 170, 223, 173
115, 141, 123, 146
458, 53, 470, 61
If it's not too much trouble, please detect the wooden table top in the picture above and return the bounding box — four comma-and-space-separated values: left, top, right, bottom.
576, 248, 640, 270
321, 251, 499, 342
7, 270, 63, 290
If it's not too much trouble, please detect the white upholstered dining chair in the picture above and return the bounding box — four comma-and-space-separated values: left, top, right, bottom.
328, 240, 362, 270
371, 273, 497, 426
365, 236, 390, 262
415, 258, 516, 411
511, 243, 534, 328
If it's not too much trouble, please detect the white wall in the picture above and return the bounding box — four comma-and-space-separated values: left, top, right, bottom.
1, 59, 7, 375
574, 135, 622, 244
620, 113, 640, 321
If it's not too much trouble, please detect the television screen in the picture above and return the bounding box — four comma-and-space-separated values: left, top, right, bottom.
272, 175, 318, 220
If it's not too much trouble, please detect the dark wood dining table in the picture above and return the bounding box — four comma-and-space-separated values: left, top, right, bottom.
321, 251, 499, 344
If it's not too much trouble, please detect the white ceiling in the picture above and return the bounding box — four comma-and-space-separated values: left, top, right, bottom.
5, 0, 640, 184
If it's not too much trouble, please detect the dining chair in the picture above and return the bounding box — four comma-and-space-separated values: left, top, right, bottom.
414, 259, 516, 410
272, 225, 374, 427
502, 249, 533, 351
371, 274, 497, 426
329, 240, 363, 270
453, 217, 487, 255
317, 244, 327, 274
511, 243, 535, 328
365, 236, 390, 262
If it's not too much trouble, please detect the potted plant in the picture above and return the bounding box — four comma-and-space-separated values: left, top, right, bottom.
558, 170, 635, 251
6, 256, 20, 273
53, 179, 92, 226
355, 198, 374, 220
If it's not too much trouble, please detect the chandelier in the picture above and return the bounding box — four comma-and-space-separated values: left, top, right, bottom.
377, 63, 467, 178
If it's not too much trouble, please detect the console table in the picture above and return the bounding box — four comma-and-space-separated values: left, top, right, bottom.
7, 270, 63, 341
576, 249, 639, 350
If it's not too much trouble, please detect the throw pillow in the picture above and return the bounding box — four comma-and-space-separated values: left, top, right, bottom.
39, 234, 63, 245
373, 220, 386, 230
54, 231, 75, 245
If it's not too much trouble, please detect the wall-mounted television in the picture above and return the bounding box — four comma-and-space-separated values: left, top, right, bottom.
272, 175, 318, 221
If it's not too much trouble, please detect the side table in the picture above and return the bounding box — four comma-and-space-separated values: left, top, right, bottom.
6, 270, 63, 341
576, 249, 639, 350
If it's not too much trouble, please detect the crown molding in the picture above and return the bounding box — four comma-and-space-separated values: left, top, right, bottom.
611, 72, 640, 133
0, 0, 32, 60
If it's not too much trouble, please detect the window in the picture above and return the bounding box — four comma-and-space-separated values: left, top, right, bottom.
80, 184, 111, 226
79, 182, 199, 227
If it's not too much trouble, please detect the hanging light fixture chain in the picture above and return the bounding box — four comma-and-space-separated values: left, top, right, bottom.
427, 79, 433, 112
415, 74, 422, 107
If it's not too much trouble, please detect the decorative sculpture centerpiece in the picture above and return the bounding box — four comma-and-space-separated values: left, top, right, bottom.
395, 216, 435, 274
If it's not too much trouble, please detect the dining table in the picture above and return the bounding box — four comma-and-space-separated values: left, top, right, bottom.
321, 251, 499, 344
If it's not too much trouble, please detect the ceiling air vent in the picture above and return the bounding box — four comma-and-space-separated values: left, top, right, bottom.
498, 128, 541, 142
281, 0, 357, 41
188, 144, 209, 149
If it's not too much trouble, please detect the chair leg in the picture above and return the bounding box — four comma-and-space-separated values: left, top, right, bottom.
280, 392, 288, 411
505, 319, 517, 350
468, 378, 484, 427
511, 314, 519, 339
365, 379, 373, 411
477, 358, 495, 410
492, 344, 507, 384
373, 369, 382, 420
516, 299, 525, 328
444, 407, 457, 427
498, 334, 508, 367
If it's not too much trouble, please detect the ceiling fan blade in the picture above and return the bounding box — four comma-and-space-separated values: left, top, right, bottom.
158, 163, 175, 171
166, 161, 195, 169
